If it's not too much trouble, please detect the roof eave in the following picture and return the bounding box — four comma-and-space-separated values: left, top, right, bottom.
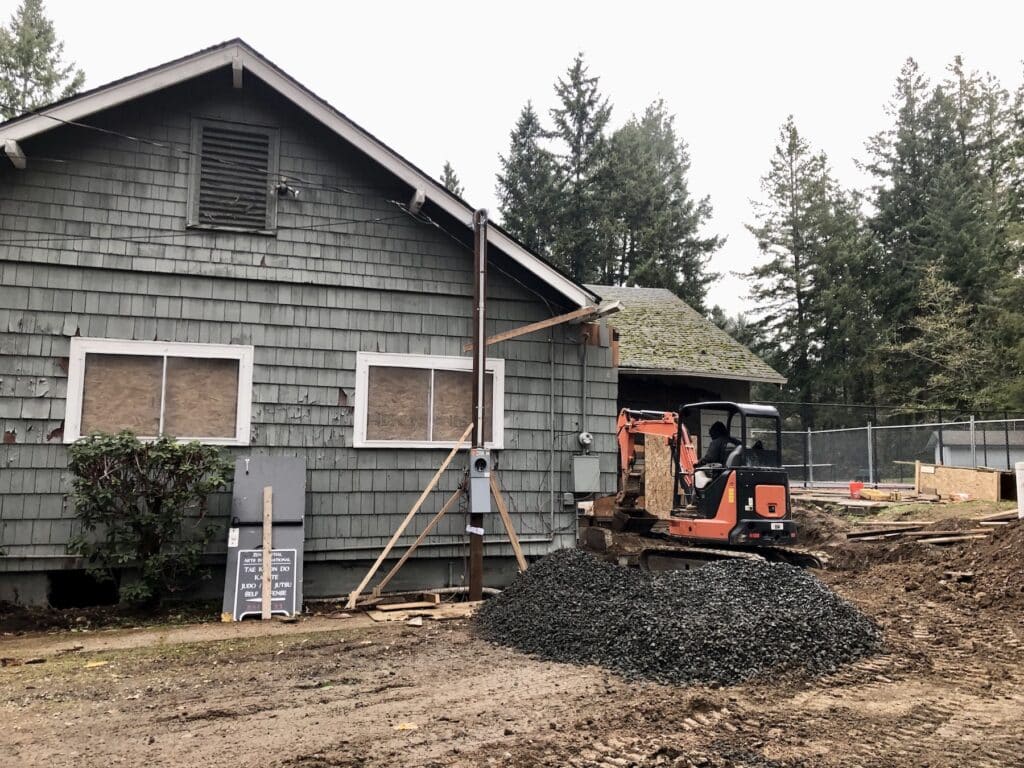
618, 366, 788, 385
0, 40, 597, 309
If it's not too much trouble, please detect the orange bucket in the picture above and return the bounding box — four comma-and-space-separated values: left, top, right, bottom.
849, 481, 864, 499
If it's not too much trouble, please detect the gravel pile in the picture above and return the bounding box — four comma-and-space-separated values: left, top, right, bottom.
474, 549, 881, 685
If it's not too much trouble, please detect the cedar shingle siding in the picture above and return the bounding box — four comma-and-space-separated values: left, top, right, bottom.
0, 69, 615, 592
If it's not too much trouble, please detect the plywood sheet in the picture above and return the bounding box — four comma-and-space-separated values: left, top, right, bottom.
366, 366, 430, 441
643, 434, 674, 518
164, 357, 238, 438
915, 462, 1002, 501
81, 353, 161, 436
432, 370, 493, 442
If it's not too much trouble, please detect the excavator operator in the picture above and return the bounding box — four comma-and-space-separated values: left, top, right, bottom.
697, 421, 738, 466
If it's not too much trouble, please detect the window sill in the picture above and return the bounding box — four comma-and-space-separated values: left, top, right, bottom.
354, 440, 503, 450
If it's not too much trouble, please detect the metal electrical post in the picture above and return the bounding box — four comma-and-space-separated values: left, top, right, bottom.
469, 209, 488, 601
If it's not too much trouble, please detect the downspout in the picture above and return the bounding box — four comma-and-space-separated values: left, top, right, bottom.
581, 328, 589, 440
549, 332, 557, 533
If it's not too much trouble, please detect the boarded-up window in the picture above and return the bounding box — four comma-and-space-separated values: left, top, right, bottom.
164, 357, 240, 438
365, 366, 430, 441
355, 353, 504, 447
81, 354, 162, 435
66, 339, 254, 445
432, 370, 493, 443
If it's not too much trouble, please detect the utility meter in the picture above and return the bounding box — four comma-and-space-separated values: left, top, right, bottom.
468, 448, 492, 515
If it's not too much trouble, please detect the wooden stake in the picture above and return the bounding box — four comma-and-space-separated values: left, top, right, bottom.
346, 423, 473, 609
261, 486, 273, 620
490, 473, 527, 573
372, 485, 464, 597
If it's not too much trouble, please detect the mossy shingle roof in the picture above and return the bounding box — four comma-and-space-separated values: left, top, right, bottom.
588, 285, 786, 384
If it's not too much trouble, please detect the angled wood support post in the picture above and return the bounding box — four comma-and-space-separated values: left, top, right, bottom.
490, 474, 527, 573
372, 484, 464, 597
345, 423, 473, 609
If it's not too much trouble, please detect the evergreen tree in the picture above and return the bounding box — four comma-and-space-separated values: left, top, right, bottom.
549, 53, 611, 281
864, 59, 935, 339
882, 264, 993, 411
0, 0, 83, 119
598, 101, 722, 311
709, 305, 765, 353
495, 102, 559, 257
439, 161, 464, 197
746, 117, 876, 421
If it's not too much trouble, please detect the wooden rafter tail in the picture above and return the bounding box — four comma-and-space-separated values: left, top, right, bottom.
345, 423, 473, 609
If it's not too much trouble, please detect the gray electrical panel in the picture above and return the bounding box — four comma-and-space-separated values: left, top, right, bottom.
221, 456, 306, 621
468, 448, 492, 514
572, 454, 602, 494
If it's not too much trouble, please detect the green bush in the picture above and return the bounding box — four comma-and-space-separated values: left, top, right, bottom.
68, 432, 232, 607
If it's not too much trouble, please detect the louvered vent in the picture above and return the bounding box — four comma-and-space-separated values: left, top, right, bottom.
196, 124, 272, 230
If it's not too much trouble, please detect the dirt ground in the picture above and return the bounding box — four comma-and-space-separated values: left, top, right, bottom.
2, 506, 1023, 768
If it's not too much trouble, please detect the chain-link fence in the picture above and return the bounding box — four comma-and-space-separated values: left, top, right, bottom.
782, 417, 1024, 487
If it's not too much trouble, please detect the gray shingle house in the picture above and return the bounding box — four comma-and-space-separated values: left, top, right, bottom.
0, 40, 617, 605
585, 285, 785, 410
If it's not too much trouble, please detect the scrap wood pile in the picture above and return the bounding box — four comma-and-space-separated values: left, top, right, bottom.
474, 549, 881, 685
846, 509, 1019, 545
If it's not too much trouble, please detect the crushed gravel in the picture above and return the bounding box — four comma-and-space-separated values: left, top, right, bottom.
474, 549, 881, 685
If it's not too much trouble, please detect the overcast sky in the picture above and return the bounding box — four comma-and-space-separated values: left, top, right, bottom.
37, 0, 1024, 314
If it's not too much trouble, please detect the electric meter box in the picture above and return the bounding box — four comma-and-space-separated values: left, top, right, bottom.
468, 448, 492, 514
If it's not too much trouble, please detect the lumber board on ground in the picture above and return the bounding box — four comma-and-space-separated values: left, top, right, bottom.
979, 510, 1018, 522
853, 519, 936, 526
846, 525, 925, 539
376, 601, 440, 612
794, 495, 891, 508
918, 534, 990, 544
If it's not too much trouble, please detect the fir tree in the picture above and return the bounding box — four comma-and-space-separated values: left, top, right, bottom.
439, 161, 464, 197
495, 102, 559, 257
882, 264, 993, 412
746, 117, 876, 421
598, 101, 722, 311
549, 53, 611, 281
0, 0, 83, 119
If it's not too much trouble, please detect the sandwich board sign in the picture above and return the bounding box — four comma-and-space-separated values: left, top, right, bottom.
232, 548, 298, 619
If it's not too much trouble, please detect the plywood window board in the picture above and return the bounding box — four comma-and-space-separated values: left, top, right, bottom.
354, 352, 504, 448
914, 461, 1003, 501
65, 338, 254, 445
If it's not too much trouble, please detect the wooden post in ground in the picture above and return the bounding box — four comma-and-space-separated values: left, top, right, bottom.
261, 486, 273, 620
468, 209, 488, 602
346, 423, 473, 609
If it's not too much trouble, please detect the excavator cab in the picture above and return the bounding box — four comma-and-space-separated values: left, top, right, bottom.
671, 402, 796, 546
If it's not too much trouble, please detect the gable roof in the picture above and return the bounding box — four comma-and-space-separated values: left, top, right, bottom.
586, 284, 786, 385
0, 39, 597, 309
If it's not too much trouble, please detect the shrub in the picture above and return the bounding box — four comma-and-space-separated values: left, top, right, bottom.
68, 432, 232, 607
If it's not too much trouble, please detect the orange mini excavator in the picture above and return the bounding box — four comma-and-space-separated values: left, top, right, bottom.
614, 402, 819, 569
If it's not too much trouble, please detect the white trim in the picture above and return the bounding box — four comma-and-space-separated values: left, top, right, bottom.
353, 351, 505, 449
64, 337, 254, 445
0, 41, 595, 308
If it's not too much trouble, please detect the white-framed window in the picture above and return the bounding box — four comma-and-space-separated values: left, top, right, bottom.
354, 352, 504, 449
64, 338, 255, 446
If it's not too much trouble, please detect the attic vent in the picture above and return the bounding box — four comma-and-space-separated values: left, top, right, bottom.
187, 118, 279, 232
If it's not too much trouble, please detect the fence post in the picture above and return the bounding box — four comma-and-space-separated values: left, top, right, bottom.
867, 422, 874, 486
937, 410, 944, 465
806, 428, 814, 487
1017, 462, 1024, 520
1005, 412, 1012, 471
969, 415, 977, 468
